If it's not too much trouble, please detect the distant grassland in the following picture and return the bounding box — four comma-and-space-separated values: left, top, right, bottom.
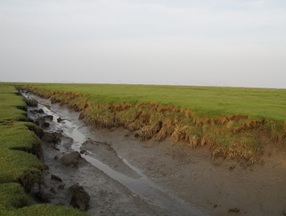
24, 83, 286, 120
0, 84, 85, 216
23, 83, 286, 164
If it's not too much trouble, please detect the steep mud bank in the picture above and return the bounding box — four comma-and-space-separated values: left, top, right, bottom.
23, 91, 206, 216
24, 85, 286, 164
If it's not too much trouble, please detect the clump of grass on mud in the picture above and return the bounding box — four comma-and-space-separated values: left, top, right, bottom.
0, 84, 85, 216
23, 83, 286, 164
0, 85, 42, 187
0, 183, 85, 216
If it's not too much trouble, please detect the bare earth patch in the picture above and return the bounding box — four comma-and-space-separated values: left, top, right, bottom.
93, 127, 286, 216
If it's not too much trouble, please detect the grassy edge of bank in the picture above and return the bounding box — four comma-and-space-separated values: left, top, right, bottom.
0, 84, 85, 216
23, 84, 286, 165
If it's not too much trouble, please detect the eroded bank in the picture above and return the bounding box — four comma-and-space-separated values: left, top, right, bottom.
23, 90, 286, 216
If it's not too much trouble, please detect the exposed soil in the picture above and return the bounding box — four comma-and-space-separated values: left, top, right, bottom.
24, 96, 162, 215
24, 92, 286, 216
95, 129, 286, 215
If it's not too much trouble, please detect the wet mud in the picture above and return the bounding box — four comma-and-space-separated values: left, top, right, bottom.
24, 92, 204, 216
23, 91, 286, 216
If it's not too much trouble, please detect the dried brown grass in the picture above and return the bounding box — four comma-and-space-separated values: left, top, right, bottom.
24, 85, 286, 164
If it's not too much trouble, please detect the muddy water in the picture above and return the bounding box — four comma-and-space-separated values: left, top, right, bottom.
23, 92, 206, 216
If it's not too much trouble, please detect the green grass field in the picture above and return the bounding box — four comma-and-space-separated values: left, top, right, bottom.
22, 83, 286, 163
0, 84, 85, 216
24, 83, 286, 120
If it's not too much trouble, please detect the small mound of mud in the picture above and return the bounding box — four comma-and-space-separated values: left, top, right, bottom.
35, 115, 53, 126
30, 108, 45, 115
69, 184, 90, 211
42, 132, 62, 144
51, 174, 63, 183
59, 151, 82, 167
41, 122, 50, 128
57, 117, 63, 123
27, 124, 44, 138
24, 97, 38, 107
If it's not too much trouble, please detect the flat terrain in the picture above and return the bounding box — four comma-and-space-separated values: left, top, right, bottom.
25, 83, 286, 120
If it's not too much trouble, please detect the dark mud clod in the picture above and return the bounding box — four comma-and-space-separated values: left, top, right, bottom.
58, 184, 65, 190
229, 165, 236, 171
35, 115, 53, 126
27, 124, 44, 138
41, 122, 50, 128
31, 108, 44, 114
45, 115, 53, 121
50, 187, 57, 194
42, 132, 62, 144
80, 149, 87, 155
229, 208, 240, 213
69, 184, 90, 211
37, 108, 45, 114
51, 174, 63, 182
24, 97, 38, 107
34, 190, 51, 203
59, 151, 82, 167
57, 117, 63, 123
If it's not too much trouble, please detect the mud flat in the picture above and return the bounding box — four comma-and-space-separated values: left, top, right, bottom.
24, 92, 286, 216
24, 92, 205, 216
101, 131, 286, 216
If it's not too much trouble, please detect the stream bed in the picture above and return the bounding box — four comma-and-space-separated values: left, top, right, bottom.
21, 91, 286, 216
23, 91, 206, 216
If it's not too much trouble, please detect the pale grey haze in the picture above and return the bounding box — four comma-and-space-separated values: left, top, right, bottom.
0, 0, 285, 88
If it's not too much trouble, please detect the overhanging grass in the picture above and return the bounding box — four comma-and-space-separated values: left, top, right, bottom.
21, 83, 286, 163
0, 183, 85, 216
0, 183, 28, 210
0, 85, 42, 185
0, 84, 85, 215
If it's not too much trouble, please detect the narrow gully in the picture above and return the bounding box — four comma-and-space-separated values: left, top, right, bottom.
23, 92, 206, 216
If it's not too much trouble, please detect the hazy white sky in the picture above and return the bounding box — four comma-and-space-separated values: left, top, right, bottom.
0, 0, 285, 88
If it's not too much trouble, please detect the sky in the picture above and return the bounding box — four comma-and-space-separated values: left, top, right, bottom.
0, 0, 285, 88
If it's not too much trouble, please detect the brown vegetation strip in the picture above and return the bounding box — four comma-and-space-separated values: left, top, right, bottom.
23, 85, 286, 164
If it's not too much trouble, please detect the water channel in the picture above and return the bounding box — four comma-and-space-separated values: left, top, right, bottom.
23, 91, 206, 216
